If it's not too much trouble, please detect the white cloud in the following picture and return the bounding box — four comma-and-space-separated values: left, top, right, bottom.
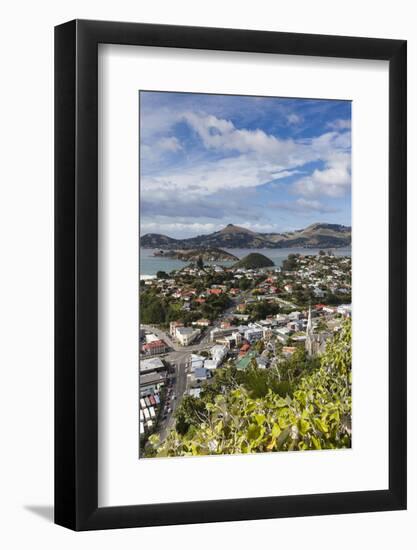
291, 151, 351, 198
286, 113, 303, 125
182, 113, 351, 172
141, 154, 302, 201
182, 111, 299, 159
140, 136, 182, 167
327, 119, 351, 131
158, 136, 182, 152
140, 106, 180, 140
295, 198, 338, 212
141, 110, 351, 201
271, 198, 339, 214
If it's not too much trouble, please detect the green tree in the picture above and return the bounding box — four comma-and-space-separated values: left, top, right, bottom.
239, 277, 251, 291
174, 395, 207, 435
315, 318, 328, 332
274, 340, 283, 357
282, 254, 298, 271
254, 339, 265, 354
141, 296, 166, 324
197, 256, 204, 270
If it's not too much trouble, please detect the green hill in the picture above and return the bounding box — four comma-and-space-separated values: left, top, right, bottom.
153, 247, 238, 262
234, 253, 274, 269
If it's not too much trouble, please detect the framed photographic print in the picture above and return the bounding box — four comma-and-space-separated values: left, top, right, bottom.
55, 20, 407, 530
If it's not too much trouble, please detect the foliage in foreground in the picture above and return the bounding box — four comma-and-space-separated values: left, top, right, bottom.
148, 319, 351, 456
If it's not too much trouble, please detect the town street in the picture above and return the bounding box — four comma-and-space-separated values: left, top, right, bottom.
140, 294, 247, 440
141, 289, 299, 443
141, 323, 212, 353
157, 350, 190, 441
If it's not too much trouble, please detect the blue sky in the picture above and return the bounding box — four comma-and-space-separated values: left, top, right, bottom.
140, 91, 351, 239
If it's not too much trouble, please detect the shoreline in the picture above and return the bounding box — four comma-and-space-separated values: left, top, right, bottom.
140, 246, 351, 278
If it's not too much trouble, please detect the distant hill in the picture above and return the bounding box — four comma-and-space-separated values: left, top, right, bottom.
234, 253, 274, 269
153, 248, 238, 262
140, 233, 179, 248
141, 223, 351, 250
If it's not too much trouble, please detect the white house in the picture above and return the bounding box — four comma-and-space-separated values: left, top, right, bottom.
224, 331, 242, 348
313, 287, 325, 298
276, 326, 290, 343
204, 359, 217, 370
276, 313, 288, 324
337, 304, 352, 316
175, 326, 200, 346
210, 344, 228, 366
288, 311, 302, 320
189, 354, 206, 372
188, 388, 202, 399
244, 327, 263, 343
189, 367, 211, 385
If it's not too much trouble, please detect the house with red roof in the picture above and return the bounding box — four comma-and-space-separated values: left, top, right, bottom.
208, 288, 223, 296
142, 339, 168, 356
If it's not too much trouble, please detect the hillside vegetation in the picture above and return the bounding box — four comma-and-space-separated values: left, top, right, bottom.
154, 247, 238, 262
233, 252, 274, 269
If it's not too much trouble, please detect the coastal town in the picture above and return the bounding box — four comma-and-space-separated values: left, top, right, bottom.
139, 250, 351, 455
139, 92, 352, 457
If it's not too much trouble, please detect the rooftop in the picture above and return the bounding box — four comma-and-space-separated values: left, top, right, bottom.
140, 357, 165, 373
236, 351, 258, 370
193, 367, 210, 379
143, 339, 167, 349
140, 371, 167, 386
176, 327, 197, 335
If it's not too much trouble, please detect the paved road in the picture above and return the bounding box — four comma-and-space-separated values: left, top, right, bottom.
157, 350, 190, 441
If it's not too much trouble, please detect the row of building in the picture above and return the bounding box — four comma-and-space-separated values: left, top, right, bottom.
139, 358, 167, 437
139, 357, 168, 394
187, 344, 228, 386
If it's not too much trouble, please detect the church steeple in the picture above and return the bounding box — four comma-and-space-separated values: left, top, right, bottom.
305, 305, 314, 357
306, 305, 313, 335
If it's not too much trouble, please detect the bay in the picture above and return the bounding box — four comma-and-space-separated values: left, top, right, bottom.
140, 246, 352, 278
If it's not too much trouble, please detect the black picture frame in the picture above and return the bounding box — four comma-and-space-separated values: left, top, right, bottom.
55, 19, 407, 531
